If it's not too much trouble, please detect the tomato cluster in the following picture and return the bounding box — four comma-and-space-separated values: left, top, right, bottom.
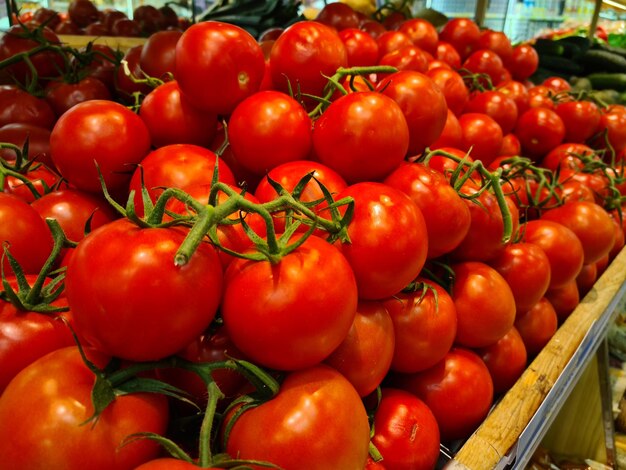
0, 4, 625, 470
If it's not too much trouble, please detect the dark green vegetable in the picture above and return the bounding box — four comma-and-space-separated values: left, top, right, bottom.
580, 49, 626, 74
538, 54, 584, 75
587, 73, 626, 91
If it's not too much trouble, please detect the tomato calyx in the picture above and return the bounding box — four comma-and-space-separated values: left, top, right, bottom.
459, 69, 495, 93
1, 218, 71, 314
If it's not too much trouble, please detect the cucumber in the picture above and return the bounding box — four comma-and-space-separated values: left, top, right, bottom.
555, 36, 591, 59
537, 54, 584, 75
533, 39, 566, 57
570, 76, 593, 91
587, 73, 626, 91
591, 41, 626, 59
580, 49, 626, 73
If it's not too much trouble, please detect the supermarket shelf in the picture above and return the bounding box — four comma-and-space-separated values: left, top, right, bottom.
446, 247, 626, 470
57, 34, 146, 51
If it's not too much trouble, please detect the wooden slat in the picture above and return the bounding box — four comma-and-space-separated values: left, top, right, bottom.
58, 35, 147, 51
450, 247, 626, 469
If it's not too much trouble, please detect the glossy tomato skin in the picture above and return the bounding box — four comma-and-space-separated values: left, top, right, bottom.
335, 182, 428, 299
0, 122, 52, 167
505, 44, 539, 81
546, 280, 580, 322
541, 201, 615, 265
0, 346, 168, 470
489, 242, 552, 313
378, 71, 447, 155
384, 279, 457, 373
555, 100, 601, 143
66, 219, 223, 361
398, 18, 438, 55
2, 161, 65, 203
426, 67, 469, 117
497, 79, 530, 115
458, 112, 503, 166
515, 297, 558, 356
501, 133, 522, 156
379, 45, 430, 74
463, 49, 505, 86
439, 18, 480, 60
430, 109, 463, 150
228, 91, 312, 176
176, 22, 265, 115
315, 2, 360, 30
44, 77, 111, 116
338, 28, 379, 67
135, 459, 201, 470
436, 41, 461, 68
515, 107, 565, 160
0, 192, 52, 275
465, 90, 518, 135
139, 80, 218, 148
115, 45, 152, 101
50, 100, 151, 195
222, 235, 357, 370
394, 347, 494, 441
0, 85, 56, 129
371, 388, 440, 470
139, 30, 182, 80
226, 365, 370, 470
325, 300, 395, 397
476, 29, 513, 62
451, 261, 516, 348
313, 91, 409, 183
478, 326, 527, 394
270, 21, 347, 98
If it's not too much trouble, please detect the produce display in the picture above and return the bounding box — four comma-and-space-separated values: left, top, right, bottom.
0, 2, 625, 468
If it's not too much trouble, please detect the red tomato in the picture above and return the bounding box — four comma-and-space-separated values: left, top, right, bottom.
32, 7, 61, 29
50, 100, 151, 195
55, 20, 83, 35
44, 77, 111, 116
597, 254, 610, 276
463, 49, 505, 86
139, 30, 182, 80
559, 179, 596, 204
489, 242, 552, 313
435, 41, 461, 68
0, 346, 168, 469
68, 0, 99, 27
338, 28, 379, 66
383, 279, 457, 373
133, 5, 165, 35
102, 9, 127, 32
501, 133, 522, 156
384, 162, 470, 258
334, 182, 428, 299
376, 30, 413, 59
458, 112, 503, 166
360, 20, 386, 40
270, 21, 347, 98
2, 160, 65, 203
0, 122, 53, 167
523, 220, 584, 289
527, 85, 555, 110
465, 90, 518, 135
515, 297, 558, 356
75, 44, 117, 92
222, 235, 357, 370
478, 326, 527, 394
114, 45, 151, 101
541, 201, 615, 264
378, 71, 447, 155
228, 91, 312, 176
176, 22, 265, 115
451, 261, 516, 348
135, 459, 200, 470
515, 107, 565, 159
476, 29, 513, 62
313, 91, 409, 183
439, 18, 480, 60
397, 19, 438, 55
426, 67, 469, 117
576, 262, 598, 298
545, 280, 580, 322
394, 347, 494, 441
497, 79, 530, 115
379, 45, 430, 74
591, 106, 626, 154
139, 80, 218, 148
0, 85, 56, 129
505, 44, 539, 81
542, 76, 571, 92
430, 108, 463, 150
371, 388, 440, 470
226, 365, 370, 469
66, 219, 223, 361
540, 143, 595, 172
315, 2, 360, 30
555, 100, 601, 143
0, 192, 52, 275
325, 300, 395, 397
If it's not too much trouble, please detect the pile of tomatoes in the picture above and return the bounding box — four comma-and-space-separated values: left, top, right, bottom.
0, 3, 625, 469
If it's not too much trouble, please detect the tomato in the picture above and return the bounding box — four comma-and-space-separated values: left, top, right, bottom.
360, 20, 386, 40
228, 91, 312, 176
527, 85, 555, 110
515, 107, 565, 159
270, 21, 347, 99
515, 297, 558, 356
609, 212, 625, 260
597, 254, 610, 276
501, 133, 522, 156
226, 365, 370, 470
139, 30, 182, 80
542, 76, 571, 93
68, 0, 99, 27
554, 100, 601, 144
176, 22, 265, 115
371, 388, 440, 470
398, 19, 438, 55
476, 29, 513, 63
376, 31, 413, 59
3, 160, 66, 203
315, 2, 360, 30
576, 262, 598, 298
489, 242, 552, 314
435, 41, 461, 68
313, 91, 409, 183
559, 179, 596, 204
0, 346, 168, 469
31, 189, 117, 243
451, 261, 516, 347
133, 5, 165, 35
50, 100, 151, 196
84, 22, 108, 35
0, 192, 52, 275
426, 67, 469, 117
439, 18, 480, 60
383, 279, 456, 374
477, 326, 527, 394
465, 90, 518, 135
430, 109, 463, 150
523, 219, 584, 289
338, 28, 379, 67
325, 300, 394, 397
0, 85, 56, 129
111, 18, 142, 37
66, 219, 223, 361
379, 45, 429, 74
540, 143, 595, 172
0, 25, 65, 85
74, 44, 117, 93
497, 79, 530, 115
541, 201, 615, 264
135, 459, 201, 470
222, 235, 357, 370
462, 49, 505, 86
378, 71, 447, 155
394, 347, 493, 441
384, 162, 470, 258
591, 106, 626, 154
102, 9, 127, 32
44, 77, 111, 116
505, 44, 539, 81
545, 280, 580, 322
334, 182, 428, 299
139, 80, 218, 148
253, 160, 348, 234
159, 5, 179, 29
0, 122, 53, 167
458, 112, 503, 166
32, 7, 61, 29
